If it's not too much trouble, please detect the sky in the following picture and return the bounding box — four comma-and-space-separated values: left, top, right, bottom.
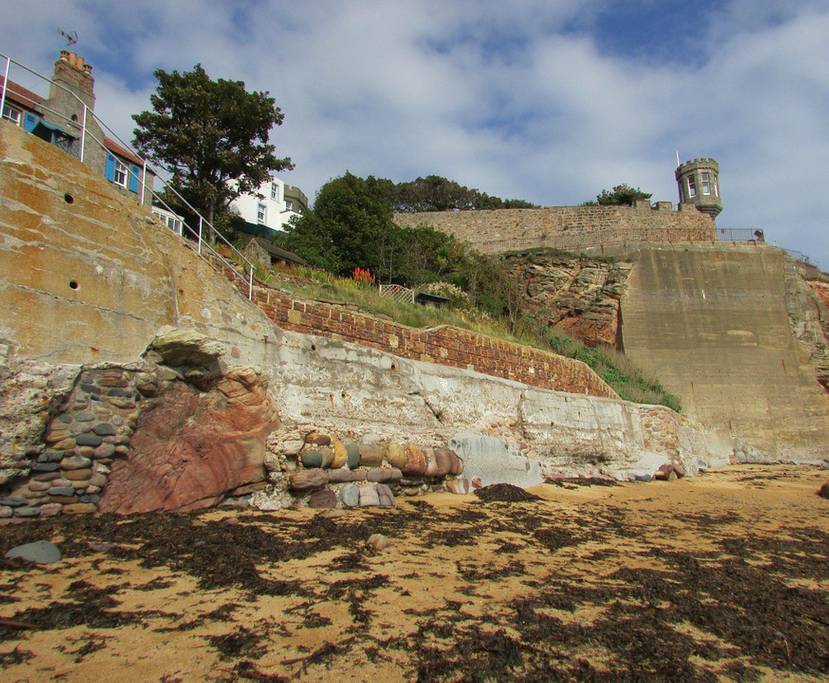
2, 0, 828, 267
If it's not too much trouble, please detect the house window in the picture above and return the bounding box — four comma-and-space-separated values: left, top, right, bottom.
285, 200, 294, 211
687, 175, 696, 198
2, 104, 21, 126
700, 172, 711, 195
257, 203, 267, 224
114, 160, 128, 188
271, 183, 279, 201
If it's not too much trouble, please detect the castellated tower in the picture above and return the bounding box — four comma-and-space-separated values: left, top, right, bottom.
675, 158, 722, 219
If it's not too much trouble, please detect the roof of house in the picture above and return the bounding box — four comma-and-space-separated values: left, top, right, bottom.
247, 237, 307, 266
0, 77, 45, 109
103, 137, 144, 167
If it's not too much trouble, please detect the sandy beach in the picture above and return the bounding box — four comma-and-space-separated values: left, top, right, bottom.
1, 464, 827, 681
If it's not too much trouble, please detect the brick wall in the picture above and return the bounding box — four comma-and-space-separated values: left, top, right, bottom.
394, 203, 715, 254
240, 283, 616, 399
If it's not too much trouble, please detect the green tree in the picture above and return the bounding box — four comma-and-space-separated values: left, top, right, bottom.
280, 173, 397, 277
592, 184, 652, 207
391, 175, 538, 212
132, 64, 292, 240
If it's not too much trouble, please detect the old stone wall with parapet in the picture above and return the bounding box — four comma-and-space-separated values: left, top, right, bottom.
394, 203, 715, 255
0, 121, 736, 519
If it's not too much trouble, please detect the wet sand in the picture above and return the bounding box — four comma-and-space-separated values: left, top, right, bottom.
1, 465, 827, 681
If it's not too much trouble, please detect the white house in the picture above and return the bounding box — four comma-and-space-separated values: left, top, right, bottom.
229, 177, 308, 234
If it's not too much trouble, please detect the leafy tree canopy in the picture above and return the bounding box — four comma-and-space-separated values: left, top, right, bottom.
587, 184, 652, 207
132, 64, 292, 237
391, 175, 538, 212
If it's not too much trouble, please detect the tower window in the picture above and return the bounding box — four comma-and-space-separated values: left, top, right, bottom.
700, 172, 711, 195
271, 182, 279, 201
257, 203, 267, 224
687, 176, 696, 198
713, 180, 719, 197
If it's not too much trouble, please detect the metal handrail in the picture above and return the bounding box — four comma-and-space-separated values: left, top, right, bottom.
0, 52, 256, 299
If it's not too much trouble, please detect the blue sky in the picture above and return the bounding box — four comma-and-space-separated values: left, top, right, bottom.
2, 0, 828, 267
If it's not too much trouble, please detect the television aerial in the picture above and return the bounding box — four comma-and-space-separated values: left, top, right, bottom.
58, 29, 78, 47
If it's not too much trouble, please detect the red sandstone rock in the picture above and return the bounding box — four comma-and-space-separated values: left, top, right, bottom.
654, 463, 678, 481
99, 369, 278, 513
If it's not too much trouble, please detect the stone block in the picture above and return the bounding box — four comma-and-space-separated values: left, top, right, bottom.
60, 455, 91, 470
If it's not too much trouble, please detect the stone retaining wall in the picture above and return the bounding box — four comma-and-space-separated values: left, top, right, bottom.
244, 284, 617, 400
394, 204, 715, 255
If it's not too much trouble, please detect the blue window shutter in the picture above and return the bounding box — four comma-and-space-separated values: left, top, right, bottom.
129, 164, 140, 192
104, 153, 115, 182
23, 112, 38, 132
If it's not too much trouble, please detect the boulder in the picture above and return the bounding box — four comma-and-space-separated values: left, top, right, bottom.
359, 484, 380, 507
819, 481, 829, 499
330, 438, 348, 469
329, 468, 367, 483
359, 442, 386, 467
309, 488, 337, 509
402, 444, 427, 476
301, 450, 324, 468
306, 432, 331, 446
340, 483, 360, 508
5, 541, 62, 564
99, 368, 278, 513
446, 478, 471, 495
344, 441, 361, 469
366, 533, 391, 551
376, 483, 395, 507
366, 467, 403, 482
654, 463, 679, 481
386, 442, 406, 469
290, 469, 329, 492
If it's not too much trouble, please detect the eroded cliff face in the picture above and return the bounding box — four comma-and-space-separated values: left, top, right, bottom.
784, 259, 829, 391
506, 251, 632, 348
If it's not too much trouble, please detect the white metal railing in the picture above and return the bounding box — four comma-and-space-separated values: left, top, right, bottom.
378, 283, 415, 304
0, 52, 256, 299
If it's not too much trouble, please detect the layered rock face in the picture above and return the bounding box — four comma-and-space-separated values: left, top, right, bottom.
506, 251, 632, 348
99, 367, 277, 513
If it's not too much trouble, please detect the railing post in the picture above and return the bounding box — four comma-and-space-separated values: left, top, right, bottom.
248, 265, 253, 300
197, 217, 203, 255
0, 56, 10, 123
79, 104, 87, 162
140, 161, 146, 205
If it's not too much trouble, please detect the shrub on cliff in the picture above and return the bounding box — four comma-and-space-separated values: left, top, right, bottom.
582, 184, 652, 207
545, 329, 681, 412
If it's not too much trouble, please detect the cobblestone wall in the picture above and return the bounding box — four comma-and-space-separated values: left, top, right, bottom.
394, 203, 715, 254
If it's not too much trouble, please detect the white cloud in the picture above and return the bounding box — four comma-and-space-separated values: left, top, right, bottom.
1, 0, 827, 266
